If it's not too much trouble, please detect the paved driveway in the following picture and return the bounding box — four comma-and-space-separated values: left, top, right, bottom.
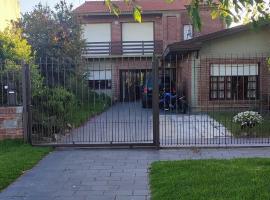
61, 102, 230, 146
1, 148, 270, 200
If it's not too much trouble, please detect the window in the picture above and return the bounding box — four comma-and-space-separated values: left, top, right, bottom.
210, 64, 259, 100
183, 24, 193, 40
89, 80, 112, 90
122, 22, 154, 55
86, 70, 112, 90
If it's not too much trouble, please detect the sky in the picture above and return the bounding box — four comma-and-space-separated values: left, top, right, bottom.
20, 0, 84, 13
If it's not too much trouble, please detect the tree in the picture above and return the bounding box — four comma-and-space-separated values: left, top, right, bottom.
16, 1, 84, 61
0, 28, 31, 63
104, 0, 270, 30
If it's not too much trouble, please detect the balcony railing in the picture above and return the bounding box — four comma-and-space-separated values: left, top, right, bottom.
82, 41, 163, 57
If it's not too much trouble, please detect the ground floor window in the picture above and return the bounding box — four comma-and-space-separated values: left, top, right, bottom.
86, 70, 112, 90
89, 80, 112, 90
210, 64, 259, 100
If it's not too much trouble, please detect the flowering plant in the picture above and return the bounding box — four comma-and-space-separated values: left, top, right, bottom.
233, 111, 263, 129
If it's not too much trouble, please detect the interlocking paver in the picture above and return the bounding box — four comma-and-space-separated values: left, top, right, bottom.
1, 148, 270, 200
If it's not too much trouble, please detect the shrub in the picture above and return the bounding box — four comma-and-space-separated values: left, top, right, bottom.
32, 87, 76, 137
233, 111, 263, 129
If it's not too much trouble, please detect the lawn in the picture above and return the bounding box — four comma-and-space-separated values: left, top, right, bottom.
0, 139, 52, 191
209, 111, 270, 137
150, 158, 270, 200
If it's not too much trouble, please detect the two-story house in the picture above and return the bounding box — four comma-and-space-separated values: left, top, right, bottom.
74, 0, 225, 102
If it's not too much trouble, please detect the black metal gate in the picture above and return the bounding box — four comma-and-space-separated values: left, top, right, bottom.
29, 57, 158, 147
27, 55, 270, 147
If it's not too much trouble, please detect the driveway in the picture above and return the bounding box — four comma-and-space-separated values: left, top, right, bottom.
60, 102, 230, 146
1, 148, 270, 200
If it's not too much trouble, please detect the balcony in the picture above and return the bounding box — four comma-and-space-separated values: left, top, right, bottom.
82, 41, 163, 57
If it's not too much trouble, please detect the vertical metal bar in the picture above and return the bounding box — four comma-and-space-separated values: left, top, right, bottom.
22, 63, 32, 144
152, 56, 160, 148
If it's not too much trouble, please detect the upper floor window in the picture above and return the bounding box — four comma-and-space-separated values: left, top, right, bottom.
183, 24, 193, 40
122, 22, 154, 55
82, 23, 111, 56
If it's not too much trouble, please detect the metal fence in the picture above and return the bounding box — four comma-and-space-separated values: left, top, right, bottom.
8, 54, 270, 147
159, 54, 270, 147
0, 61, 23, 107
30, 57, 156, 146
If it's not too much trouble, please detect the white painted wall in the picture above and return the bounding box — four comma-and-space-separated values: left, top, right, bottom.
82, 23, 111, 42
200, 27, 270, 57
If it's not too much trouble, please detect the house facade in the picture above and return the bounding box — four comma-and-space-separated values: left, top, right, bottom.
164, 24, 270, 110
74, 0, 225, 102
0, 0, 20, 31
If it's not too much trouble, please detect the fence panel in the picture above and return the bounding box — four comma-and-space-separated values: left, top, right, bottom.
0, 61, 23, 107
159, 54, 270, 147
30, 57, 156, 146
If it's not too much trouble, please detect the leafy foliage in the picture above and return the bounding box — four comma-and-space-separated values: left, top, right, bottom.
105, 0, 270, 30
0, 28, 31, 62
16, 1, 84, 61
0, 27, 43, 104
32, 87, 76, 136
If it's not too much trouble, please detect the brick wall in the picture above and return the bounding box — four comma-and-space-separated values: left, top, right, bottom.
176, 56, 192, 103
180, 7, 225, 39
178, 57, 270, 110
0, 106, 23, 140
79, 7, 225, 52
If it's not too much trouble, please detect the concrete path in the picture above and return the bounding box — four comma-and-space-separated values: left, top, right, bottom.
2, 148, 270, 200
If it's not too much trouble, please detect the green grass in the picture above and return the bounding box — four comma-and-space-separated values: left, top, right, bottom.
150, 158, 270, 200
0, 139, 52, 191
209, 112, 270, 137
69, 100, 110, 127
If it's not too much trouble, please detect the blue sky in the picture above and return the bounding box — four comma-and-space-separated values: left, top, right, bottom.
20, 0, 84, 13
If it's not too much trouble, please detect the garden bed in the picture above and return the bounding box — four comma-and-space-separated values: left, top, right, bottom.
209, 111, 270, 137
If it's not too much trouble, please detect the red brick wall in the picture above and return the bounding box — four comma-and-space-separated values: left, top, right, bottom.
80, 15, 163, 43
79, 7, 225, 51
166, 16, 178, 43
176, 57, 270, 110
185, 57, 269, 110
176, 56, 192, 104
0, 107, 23, 140
180, 7, 225, 39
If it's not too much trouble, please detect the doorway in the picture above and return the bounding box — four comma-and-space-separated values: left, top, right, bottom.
120, 69, 151, 102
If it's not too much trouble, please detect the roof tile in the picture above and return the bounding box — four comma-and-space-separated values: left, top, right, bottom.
74, 0, 191, 14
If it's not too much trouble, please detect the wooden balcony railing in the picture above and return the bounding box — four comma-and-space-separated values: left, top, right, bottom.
82, 41, 163, 57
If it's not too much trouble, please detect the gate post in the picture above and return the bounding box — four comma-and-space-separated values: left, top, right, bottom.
152, 57, 160, 148
22, 63, 32, 144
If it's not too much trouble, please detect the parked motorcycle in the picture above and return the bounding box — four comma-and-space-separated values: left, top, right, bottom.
159, 91, 187, 113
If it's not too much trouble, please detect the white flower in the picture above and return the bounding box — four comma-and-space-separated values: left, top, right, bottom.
233, 111, 263, 128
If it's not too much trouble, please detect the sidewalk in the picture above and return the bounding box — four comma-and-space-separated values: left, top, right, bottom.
1, 148, 270, 200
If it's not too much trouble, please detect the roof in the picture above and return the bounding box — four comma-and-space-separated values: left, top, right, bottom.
74, 0, 191, 14
163, 23, 270, 57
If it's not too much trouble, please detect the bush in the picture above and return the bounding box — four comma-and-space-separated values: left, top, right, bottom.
233, 111, 263, 129
32, 87, 76, 138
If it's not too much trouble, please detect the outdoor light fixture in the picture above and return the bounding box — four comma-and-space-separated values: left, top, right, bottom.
4, 85, 8, 90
